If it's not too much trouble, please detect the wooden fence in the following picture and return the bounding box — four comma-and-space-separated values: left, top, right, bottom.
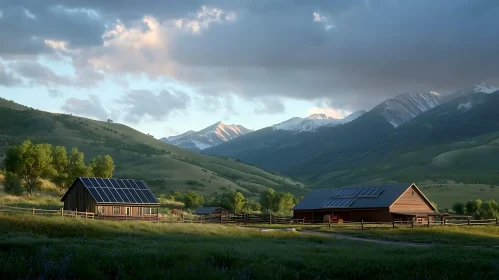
0, 205, 95, 219
1, 205, 498, 229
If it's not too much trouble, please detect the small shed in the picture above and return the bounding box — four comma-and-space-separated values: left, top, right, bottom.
61, 177, 160, 217
194, 206, 229, 215
293, 183, 436, 223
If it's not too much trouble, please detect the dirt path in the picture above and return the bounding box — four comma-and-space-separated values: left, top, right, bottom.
299, 230, 433, 247
252, 227, 499, 248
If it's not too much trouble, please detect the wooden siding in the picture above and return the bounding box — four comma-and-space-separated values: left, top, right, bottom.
294, 208, 393, 222
96, 205, 158, 216
390, 185, 434, 213
63, 181, 97, 212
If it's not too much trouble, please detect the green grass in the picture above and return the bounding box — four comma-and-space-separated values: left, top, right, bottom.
321, 225, 499, 247
1, 214, 499, 279
419, 182, 499, 209
0, 105, 307, 199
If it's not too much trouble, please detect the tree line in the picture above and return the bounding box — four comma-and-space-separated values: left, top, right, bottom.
172, 188, 303, 215
450, 199, 499, 219
2, 140, 115, 195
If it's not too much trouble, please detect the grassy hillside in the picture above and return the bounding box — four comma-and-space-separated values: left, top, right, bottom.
0, 105, 307, 199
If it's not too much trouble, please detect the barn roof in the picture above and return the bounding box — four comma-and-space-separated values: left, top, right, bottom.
194, 207, 227, 215
61, 177, 160, 205
293, 183, 434, 211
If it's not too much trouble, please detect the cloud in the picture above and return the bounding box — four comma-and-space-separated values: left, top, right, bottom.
253, 97, 285, 115
2, 0, 499, 113
48, 88, 63, 98
62, 94, 109, 120
0, 62, 22, 86
118, 89, 190, 123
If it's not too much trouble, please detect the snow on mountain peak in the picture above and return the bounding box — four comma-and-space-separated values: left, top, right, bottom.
161, 122, 252, 151
273, 110, 365, 132
473, 83, 499, 94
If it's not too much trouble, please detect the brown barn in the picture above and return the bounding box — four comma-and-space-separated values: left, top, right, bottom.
194, 207, 229, 215
61, 177, 160, 217
293, 183, 436, 223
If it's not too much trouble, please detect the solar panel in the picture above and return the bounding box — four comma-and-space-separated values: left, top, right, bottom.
331, 187, 385, 198
320, 198, 355, 208
78, 177, 158, 204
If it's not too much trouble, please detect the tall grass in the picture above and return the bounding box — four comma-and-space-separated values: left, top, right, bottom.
1, 214, 499, 279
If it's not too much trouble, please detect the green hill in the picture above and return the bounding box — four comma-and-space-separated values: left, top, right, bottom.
0, 104, 307, 199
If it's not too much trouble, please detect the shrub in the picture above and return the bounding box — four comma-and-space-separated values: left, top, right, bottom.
3, 171, 23, 195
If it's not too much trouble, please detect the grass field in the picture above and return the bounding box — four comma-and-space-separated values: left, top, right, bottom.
322, 225, 499, 247
1, 214, 499, 279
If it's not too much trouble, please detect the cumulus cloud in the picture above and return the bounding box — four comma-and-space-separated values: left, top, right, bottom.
48, 88, 63, 98
2, 0, 499, 113
62, 94, 109, 120
118, 89, 190, 123
253, 97, 286, 115
0, 63, 22, 86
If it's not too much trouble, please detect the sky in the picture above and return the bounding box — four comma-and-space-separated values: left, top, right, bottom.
0, 0, 499, 138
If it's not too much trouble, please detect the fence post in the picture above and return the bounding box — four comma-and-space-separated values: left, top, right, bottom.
270, 214, 273, 224
411, 219, 414, 228
443, 217, 446, 226
392, 220, 395, 229
468, 217, 471, 226
75, 208, 78, 218
61, 208, 63, 217
32, 207, 35, 215
361, 220, 364, 230
427, 217, 430, 227
85, 212, 88, 219
220, 212, 223, 224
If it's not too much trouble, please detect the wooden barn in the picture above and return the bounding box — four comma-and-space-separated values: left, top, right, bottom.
194, 207, 229, 216
293, 183, 436, 223
61, 177, 160, 217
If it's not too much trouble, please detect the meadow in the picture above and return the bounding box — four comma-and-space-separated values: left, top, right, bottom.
1, 214, 499, 279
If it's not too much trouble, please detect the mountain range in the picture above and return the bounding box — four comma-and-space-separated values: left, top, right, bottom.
205, 84, 499, 188
161, 122, 252, 152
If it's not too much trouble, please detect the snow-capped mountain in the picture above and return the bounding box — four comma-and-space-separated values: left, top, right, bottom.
372, 92, 442, 127
273, 110, 366, 132
161, 122, 253, 151
443, 83, 499, 103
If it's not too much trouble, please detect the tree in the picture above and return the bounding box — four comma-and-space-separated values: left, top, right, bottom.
452, 202, 466, 215
4, 140, 55, 194
65, 148, 91, 188
90, 155, 115, 178
465, 199, 482, 216
259, 188, 276, 211
52, 146, 69, 190
3, 171, 23, 195
242, 200, 261, 213
231, 192, 245, 213
183, 191, 204, 209
275, 192, 296, 214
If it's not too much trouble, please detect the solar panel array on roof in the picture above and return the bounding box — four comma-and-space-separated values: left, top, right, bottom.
80, 177, 160, 204
320, 198, 355, 208
330, 187, 384, 198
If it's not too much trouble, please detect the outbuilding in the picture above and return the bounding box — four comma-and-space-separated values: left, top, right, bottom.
293, 183, 436, 223
61, 177, 160, 217
194, 206, 229, 215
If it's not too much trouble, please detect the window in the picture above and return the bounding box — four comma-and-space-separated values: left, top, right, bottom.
139, 207, 143, 216
151, 207, 158, 215
97, 206, 104, 215
125, 207, 131, 216
113, 206, 120, 215
144, 207, 151, 215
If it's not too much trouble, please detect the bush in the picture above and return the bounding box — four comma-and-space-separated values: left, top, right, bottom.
3, 172, 23, 195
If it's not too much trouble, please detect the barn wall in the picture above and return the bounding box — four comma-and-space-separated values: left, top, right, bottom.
63, 181, 96, 212
294, 209, 392, 222
390, 185, 434, 213
96, 205, 159, 216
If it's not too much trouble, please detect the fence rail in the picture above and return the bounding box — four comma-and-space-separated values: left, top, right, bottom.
1, 205, 498, 229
